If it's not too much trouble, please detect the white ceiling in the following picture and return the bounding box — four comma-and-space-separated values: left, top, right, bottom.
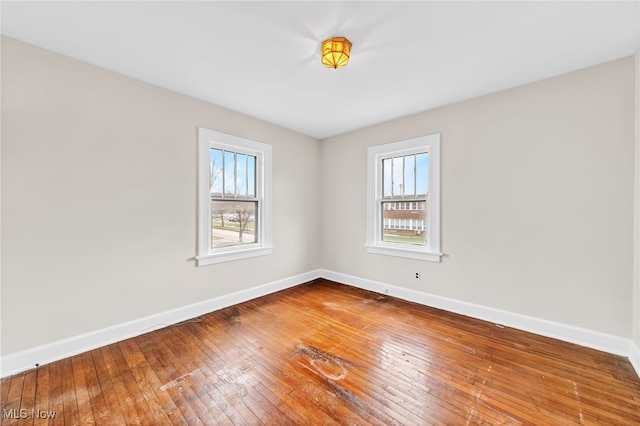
2, 1, 639, 139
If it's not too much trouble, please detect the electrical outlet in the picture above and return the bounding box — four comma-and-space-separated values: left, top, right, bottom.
415, 272, 421, 280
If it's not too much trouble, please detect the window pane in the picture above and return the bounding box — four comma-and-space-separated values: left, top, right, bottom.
381, 200, 426, 245
210, 148, 223, 196
224, 151, 236, 197
404, 154, 415, 197
247, 155, 256, 198
211, 200, 257, 248
382, 158, 392, 198
392, 156, 403, 196
236, 153, 247, 197
214, 150, 257, 199
416, 153, 429, 197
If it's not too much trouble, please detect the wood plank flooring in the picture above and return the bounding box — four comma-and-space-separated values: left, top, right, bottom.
1, 279, 639, 425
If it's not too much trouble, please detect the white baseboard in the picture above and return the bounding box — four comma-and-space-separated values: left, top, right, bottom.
318, 269, 633, 358
0, 270, 322, 379
3, 268, 638, 380
630, 341, 640, 378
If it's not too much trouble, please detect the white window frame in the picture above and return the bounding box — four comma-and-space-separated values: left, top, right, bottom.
366, 133, 442, 262
196, 128, 272, 266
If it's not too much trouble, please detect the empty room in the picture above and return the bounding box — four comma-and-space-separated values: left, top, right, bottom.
2, 1, 640, 424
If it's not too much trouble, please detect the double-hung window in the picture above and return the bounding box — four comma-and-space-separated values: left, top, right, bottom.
366, 133, 442, 262
197, 128, 272, 266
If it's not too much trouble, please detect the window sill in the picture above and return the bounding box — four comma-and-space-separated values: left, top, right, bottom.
196, 246, 273, 266
365, 245, 442, 262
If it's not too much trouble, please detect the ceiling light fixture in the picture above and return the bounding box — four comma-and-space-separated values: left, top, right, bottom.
321, 37, 352, 69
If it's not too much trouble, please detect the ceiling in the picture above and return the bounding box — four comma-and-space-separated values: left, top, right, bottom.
2, 1, 639, 139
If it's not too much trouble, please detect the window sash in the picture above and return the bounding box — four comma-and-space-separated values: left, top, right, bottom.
208, 144, 262, 251
382, 152, 428, 199
210, 148, 257, 199
378, 151, 429, 248
380, 199, 428, 246
211, 199, 258, 249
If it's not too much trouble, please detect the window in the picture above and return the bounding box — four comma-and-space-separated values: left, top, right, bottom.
197, 128, 272, 265
366, 134, 441, 262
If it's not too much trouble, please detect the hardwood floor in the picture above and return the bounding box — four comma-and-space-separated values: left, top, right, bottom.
2, 279, 639, 425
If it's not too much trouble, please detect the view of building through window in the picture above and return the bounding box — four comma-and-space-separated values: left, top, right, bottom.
381, 153, 428, 245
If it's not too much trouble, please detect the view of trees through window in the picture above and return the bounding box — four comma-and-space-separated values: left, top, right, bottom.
210, 148, 258, 248
381, 152, 428, 245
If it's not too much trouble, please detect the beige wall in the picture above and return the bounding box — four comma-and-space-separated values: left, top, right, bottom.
1, 37, 321, 354
1, 36, 637, 357
635, 50, 640, 348
321, 56, 636, 338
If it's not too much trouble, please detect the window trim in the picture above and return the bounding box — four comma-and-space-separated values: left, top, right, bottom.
196, 128, 272, 266
366, 134, 442, 262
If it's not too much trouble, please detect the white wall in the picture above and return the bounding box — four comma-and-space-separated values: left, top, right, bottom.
1, 37, 321, 355
321, 56, 636, 338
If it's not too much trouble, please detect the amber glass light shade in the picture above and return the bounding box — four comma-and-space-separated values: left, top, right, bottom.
321, 37, 352, 69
